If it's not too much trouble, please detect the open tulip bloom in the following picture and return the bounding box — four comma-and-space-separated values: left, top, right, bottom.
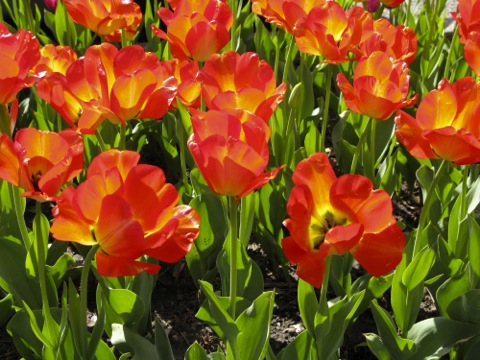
36, 43, 177, 134
187, 109, 283, 200
152, 0, 233, 61
0, 128, 84, 202
199, 51, 287, 121
395, 76, 480, 165
282, 152, 405, 288
50, 149, 200, 277
64, 0, 142, 42
337, 51, 417, 120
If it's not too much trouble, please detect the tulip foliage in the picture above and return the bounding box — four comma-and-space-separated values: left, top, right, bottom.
0, 0, 479, 359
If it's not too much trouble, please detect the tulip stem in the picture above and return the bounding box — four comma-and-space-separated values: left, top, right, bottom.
176, 114, 189, 189
0, 103, 10, 135
95, 131, 108, 152
119, 124, 126, 151
228, 196, 238, 319
282, 36, 295, 86
11, 183, 31, 249
367, 118, 377, 182
350, 117, 371, 175
460, 165, 470, 220
414, 159, 449, 255
319, 64, 333, 153
229, 0, 238, 51
34, 201, 58, 350
79, 244, 100, 359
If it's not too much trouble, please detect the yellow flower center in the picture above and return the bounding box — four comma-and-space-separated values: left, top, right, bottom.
309, 211, 348, 250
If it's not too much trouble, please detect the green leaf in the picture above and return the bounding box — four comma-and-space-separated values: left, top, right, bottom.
111, 323, 159, 360
297, 279, 317, 337
445, 289, 480, 324
235, 291, 275, 360
184, 342, 209, 360
0, 235, 42, 309
198, 281, 238, 345
469, 216, 480, 288
68, 278, 87, 357
402, 246, 435, 291
436, 269, 469, 317
407, 317, 480, 359
0, 293, 15, 326
186, 193, 228, 285
364, 333, 391, 360
370, 299, 416, 359
154, 319, 175, 360
47, 253, 75, 288
277, 330, 315, 360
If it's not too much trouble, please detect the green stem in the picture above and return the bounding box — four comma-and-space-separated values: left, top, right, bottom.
414, 160, 449, 255
176, 115, 189, 188
460, 165, 470, 220
34, 201, 57, 347
80, 244, 100, 359
350, 117, 372, 174
319, 256, 331, 308
228, 196, 238, 318
367, 118, 377, 182
282, 36, 295, 85
11, 184, 31, 249
228, 0, 238, 51
0, 103, 10, 135
319, 64, 333, 153
95, 131, 108, 152
119, 124, 126, 151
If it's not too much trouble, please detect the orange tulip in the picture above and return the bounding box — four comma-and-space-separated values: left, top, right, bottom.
251, 0, 326, 34
292, 1, 356, 62
187, 109, 283, 200
0, 128, 84, 202
32, 44, 78, 78
358, 18, 417, 64
0, 23, 40, 105
336, 51, 417, 120
152, 0, 233, 61
199, 51, 286, 121
162, 59, 201, 109
395, 77, 480, 165
282, 152, 405, 288
452, 0, 480, 76
36, 43, 177, 134
64, 0, 142, 42
51, 149, 200, 277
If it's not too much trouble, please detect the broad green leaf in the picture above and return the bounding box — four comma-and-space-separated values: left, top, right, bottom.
235, 291, 275, 360
297, 279, 317, 338
402, 246, 435, 291
364, 333, 391, 360
436, 269, 469, 316
277, 330, 315, 360
370, 299, 416, 359
469, 216, 480, 288
0, 293, 14, 326
445, 290, 480, 324
154, 319, 175, 360
407, 317, 480, 359
184, 342, 209, 360
111, 323, 159, 360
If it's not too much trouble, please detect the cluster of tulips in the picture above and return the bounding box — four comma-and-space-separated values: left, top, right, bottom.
0, 0, 479, 359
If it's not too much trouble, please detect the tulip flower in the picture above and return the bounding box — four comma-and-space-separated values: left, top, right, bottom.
187, 109, 283, 200
31, 44, 78, 77
378, 0, 406, 6
359, 18, 417, 64
251, 0, 325, 34
51, 149, 200, 277
292, 1, 356, 62
162, 59, 201, 109
366, 0, 380, 12
336, 51, 417, 120
36, 43, 177, 134
282, 152, 405, 288
0, 23, 40, 105
64, 0, 142, 42
152, 0, 233, 61
199, 51, 287, 121
0, 128, 84, 202
395, 76, 480, 165
452, 0, 480, 76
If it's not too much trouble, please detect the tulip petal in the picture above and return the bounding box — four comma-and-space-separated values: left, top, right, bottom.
95, 251, 161, 277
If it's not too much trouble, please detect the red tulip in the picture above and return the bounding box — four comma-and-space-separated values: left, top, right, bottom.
282, 152, 405, 288
152, 0, 233, 61
292, 1, 356, 62
199, 51, 286, 121
336, 51, 417, 120
36, 43, 177, 134
44, 0, 57, 11
162, 59, 201, 109
358, 18, 417, 64
64, 0, 142, 42
251, 0, 326, 34
0, 23, 40, 105
51, 149, 200, 276
187, 109, 283, 200
32, 44, 78, 78
0, 128, 84, 202
395, 77, 480, 165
